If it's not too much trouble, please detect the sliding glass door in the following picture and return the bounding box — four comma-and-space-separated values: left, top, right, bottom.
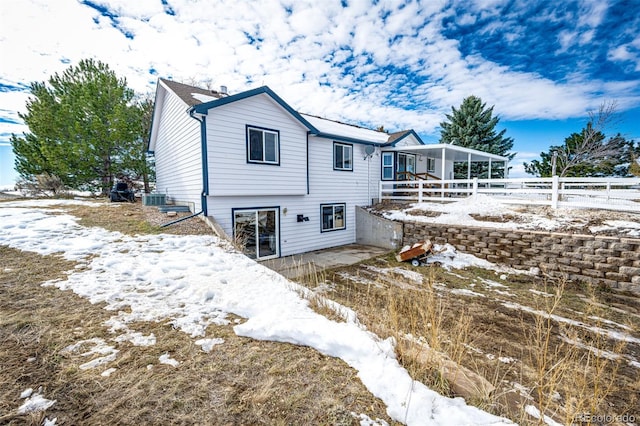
233, 208, 279, 260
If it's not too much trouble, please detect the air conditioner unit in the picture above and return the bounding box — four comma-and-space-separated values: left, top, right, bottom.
142, 193, 166, 206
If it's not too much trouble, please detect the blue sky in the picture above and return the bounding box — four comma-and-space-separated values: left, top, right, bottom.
1, 0, 639, 185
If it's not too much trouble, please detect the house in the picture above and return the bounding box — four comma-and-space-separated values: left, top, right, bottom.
148, 79, 507, 260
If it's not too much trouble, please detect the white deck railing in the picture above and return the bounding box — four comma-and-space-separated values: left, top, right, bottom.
379, 177, 640, 212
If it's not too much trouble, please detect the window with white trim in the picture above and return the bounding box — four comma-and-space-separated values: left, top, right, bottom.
247, 126, 279, 164
333, 142, 353, 171
321, 203, 345, 232
427, 157, 436, 173
382, 152, 394, 180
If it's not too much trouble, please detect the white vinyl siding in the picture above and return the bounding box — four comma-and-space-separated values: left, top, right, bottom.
207, 94, 307, 196
153, 88, 202, 212
208, 135, 375, 256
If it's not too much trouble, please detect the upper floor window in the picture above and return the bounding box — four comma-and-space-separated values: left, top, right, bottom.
334, 142, 353, 171
247, 126, 279, 165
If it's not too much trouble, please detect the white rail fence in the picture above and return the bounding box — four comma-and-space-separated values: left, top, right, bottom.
379, 177, 640, 212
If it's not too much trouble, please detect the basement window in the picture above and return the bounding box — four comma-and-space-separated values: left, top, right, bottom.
321, 203, 346, 232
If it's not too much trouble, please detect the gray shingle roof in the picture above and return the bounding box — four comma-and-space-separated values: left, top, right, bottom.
159, 78, 421, 145
387, 130, 413, 143
159, 78, 222, 107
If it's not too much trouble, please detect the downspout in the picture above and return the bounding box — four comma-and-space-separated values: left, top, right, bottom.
160, 108, 209, 228
306, 132, 310, 194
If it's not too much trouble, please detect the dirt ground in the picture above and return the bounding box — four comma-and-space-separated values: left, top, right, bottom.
0, 200, 395, 426
2, 198, 639, 425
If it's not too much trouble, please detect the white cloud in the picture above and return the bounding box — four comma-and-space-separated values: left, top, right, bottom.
577, 0, 610, 28
0, 0, 638, 143
510, 151, 542, 178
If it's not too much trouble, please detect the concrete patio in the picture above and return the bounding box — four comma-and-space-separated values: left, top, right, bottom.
260, 244, 390, 279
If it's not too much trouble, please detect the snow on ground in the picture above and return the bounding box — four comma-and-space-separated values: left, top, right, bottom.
381, 194, 640, 235
524, 405, 562, 426
159, 353, 180, 367
17, 389, 56, 414
0, 200, 513, 426
501, 301, 640, 347
61, 338, 119, 370
426, 243, 522, 274
195, 338, 225, 353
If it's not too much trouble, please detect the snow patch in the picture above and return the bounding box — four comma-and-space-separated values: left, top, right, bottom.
529, 289, 554, 298
427, 243, 518, 274
17, 391, 56, 414
450, 288, 485, 297
525, 405, 562, 426
195, 338, 225, 353
502, 302, 640, 344
114, 330, 156, 346
159, 353, 180, 367
352, 412, 390, 426
61, 338, 119, 370
20, 388, 33, 399
101, 367, 117, 377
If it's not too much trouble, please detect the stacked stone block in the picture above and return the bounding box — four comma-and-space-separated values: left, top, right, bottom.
402, 222, 640, 294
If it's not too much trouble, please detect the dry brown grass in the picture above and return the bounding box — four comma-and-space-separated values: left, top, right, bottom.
0, 203, 397, 425
4, 199, 638, 425
66, 201, 213, 236
316, 254, 640, 425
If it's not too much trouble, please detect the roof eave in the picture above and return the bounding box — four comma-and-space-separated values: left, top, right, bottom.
192, 86, 319, 133
386, 143, 509, 161
313, 132, 388, 146
147, 79, 167, 153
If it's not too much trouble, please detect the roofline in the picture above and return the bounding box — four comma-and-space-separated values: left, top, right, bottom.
386, 130, 426, 146
386, 143, 509, 161
313, 132, 389, 146
191, 86, 319, 133
147, 79, 167, 153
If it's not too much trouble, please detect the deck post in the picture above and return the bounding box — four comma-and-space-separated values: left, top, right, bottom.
379, 180, 383, 202
418, 180, 423, 203
472, 177, 478, 196
441, 147, 447, 200
551, 175, 559, 209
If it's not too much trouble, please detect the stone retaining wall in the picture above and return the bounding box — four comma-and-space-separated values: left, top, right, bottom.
402, 222, 640, 294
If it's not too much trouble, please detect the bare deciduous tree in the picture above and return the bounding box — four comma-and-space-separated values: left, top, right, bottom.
554, 101, 623, 177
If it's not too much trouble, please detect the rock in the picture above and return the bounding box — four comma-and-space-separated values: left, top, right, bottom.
399, 337, 495, 401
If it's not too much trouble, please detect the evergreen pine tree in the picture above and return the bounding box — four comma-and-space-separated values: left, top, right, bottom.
11, 59, 151, 195
439, 96, 515, 178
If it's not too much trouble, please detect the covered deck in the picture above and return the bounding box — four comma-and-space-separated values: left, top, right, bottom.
386, 143, 510, 181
